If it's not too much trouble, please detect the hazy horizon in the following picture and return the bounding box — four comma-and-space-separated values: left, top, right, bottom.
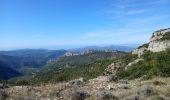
0, 43, 140, 51
1, 0, 170, 50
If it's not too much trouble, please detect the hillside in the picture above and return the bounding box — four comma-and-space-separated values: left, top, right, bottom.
0, 61, 22, 80
114, 28, 170, 79
30, 51, 126, 83
0, 49, 66, 75
0, 49, 66, 68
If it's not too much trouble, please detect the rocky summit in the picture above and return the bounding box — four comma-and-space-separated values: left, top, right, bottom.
132, 28, 170, 57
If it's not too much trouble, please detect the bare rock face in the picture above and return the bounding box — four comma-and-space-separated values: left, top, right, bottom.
148, 28, 170, 52
148, 40, 170, 52
132, 47, 147, 57
150, 28, 170, 42
132, 28, 170, 57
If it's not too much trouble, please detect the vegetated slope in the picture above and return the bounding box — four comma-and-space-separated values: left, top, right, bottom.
116, 28, 170, 79
0, 61, 22, 80
30, 51, 126, 83
116, 49, 170, 79
0, 54, 46, 69
45, 51, 125, 70
0, 49, 66, 75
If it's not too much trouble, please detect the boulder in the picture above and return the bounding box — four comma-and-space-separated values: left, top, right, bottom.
137, 85, 156, 97
119, 80, 129, 84
95, 90, 117, 100
107, 75, 118, 82
71, 91, 90, 100
69, 78, 87, 86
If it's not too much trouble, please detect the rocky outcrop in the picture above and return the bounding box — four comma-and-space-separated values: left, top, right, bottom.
132, 47, 147, 57
132, 28, 170, 57
150, 28, 170, 42
64, 51, 89, 56
125, 58, 144, 70
69, 78, 88, 86
104, 61, 124, 75
148, 28, 170, 52
148, 40, 170, 52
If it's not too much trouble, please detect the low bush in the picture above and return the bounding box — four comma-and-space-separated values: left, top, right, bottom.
116, 49, 170, 79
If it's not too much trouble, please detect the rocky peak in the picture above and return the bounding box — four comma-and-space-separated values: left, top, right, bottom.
132, 28, 170, 57
150, 28, 170, 42
148, 28, 170, 52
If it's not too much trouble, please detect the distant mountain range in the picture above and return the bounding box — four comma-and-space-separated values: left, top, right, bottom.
0, 45, 134, 80
69, 45, 134, 52
0, 49, 66, 78
0, 49, 66, 68
0, 49, 66, 58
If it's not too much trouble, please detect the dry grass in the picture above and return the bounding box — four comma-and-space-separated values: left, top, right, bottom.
2, 77, 170, 100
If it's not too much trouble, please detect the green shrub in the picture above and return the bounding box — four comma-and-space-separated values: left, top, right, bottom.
138, 43, 149, 49
116, 49, 170, 79
15, 79, 30, 86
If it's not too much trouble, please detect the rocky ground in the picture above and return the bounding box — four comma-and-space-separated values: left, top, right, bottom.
1, 76, 170, 100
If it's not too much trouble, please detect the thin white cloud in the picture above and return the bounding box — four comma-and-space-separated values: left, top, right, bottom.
124, 14, 170, 29
36, 34, 44, 38
105, 0, 169, 17
82, 12, 170, 44
126, 9, 146, 15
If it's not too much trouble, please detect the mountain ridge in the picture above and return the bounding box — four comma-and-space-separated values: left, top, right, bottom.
68, 45, 134, 52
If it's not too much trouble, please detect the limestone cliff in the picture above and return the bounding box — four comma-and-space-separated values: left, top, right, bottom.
148, 28, 170, 52
132, 28, 170, 57
105, 28, 170, 74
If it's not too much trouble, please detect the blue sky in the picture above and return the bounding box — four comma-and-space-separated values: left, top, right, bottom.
0, 0, 170, 50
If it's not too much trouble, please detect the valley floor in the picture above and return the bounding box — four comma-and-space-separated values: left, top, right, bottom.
1, 76, 170, 100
